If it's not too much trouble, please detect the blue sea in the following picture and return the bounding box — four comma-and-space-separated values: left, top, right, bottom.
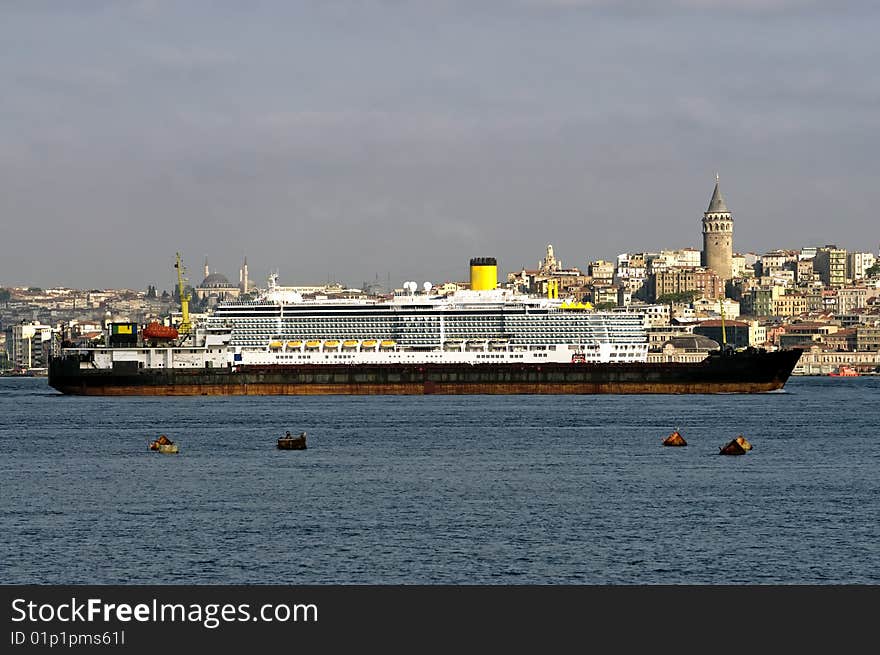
1, 376, 877, 584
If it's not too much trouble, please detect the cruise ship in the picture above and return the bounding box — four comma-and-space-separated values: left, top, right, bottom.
48, 258, 802, 395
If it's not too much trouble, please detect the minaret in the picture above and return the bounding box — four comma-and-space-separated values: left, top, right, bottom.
701, 174, 734, 282
204, 256, 210, 280
241, 257, 249, 294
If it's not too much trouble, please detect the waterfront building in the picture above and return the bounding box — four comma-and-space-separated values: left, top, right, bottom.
7, 322, 53, 370
645, 324, 693, 350
794, 346, 880, 375
648, 334, 720, 363
778, 322, 839, 349
822, 328, 857, 352
856, 325, 880, 351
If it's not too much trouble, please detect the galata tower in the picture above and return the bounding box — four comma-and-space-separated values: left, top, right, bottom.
701, 174, 733, 281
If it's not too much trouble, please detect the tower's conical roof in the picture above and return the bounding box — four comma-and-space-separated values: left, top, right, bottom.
706, 175, 729, 213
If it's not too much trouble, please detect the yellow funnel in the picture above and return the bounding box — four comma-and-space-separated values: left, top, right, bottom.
470, 257, 497, 291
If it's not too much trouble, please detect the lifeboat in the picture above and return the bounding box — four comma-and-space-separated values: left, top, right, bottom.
269, 340, 283, 350
342, 339, 359, 349
142, 322, 179, 340
362, 339, 378, 349
380, 340, 396, 349
324, 339, 340, 349
466, 340, 487, 350
287, 340, 302, 350
148, 434, 179, 454
305, 340, 321, 349
444, 340, 463, 350
829, 365, 859, 377
559, 301, 593, 311
277, 431, 307, 450
489, 340, 509, 350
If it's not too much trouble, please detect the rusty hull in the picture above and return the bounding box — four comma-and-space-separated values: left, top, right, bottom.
49, 348, 802, 396
49, 380, 789, 395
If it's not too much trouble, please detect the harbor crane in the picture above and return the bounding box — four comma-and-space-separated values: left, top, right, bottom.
174, 252, 191, 335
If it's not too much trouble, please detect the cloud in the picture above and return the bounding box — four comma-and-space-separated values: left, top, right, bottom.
517, 0, 844, 12
136, 44, 239, 72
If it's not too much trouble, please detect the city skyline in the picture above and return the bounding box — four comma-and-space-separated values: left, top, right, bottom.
3, 234, 877, 294
2, 1, 879, 289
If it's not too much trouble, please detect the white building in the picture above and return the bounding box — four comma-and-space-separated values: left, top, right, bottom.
8, 322, 54, 370
799, 246, 818, 260
691, 297, 741, 319
675, 248, 702, 268
848, 252, 876, 281
731, 253, 748, 278
635, 304, 671, 327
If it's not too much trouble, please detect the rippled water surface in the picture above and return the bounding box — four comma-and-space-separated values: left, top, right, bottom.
1, 376, 877, 584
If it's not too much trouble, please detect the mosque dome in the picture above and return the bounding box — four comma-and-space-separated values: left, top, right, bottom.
665, 335, 720, 351
201, 273, 233, 288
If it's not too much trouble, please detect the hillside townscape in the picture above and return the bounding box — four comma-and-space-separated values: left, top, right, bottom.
3, 180, 879, 377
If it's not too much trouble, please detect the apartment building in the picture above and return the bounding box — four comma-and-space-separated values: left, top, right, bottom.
651, 267, 723, 302
6, 322, 54, 370
814, 246, 848, 288
848, 252, 876, 281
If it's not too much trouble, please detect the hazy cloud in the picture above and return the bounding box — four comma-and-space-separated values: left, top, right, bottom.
1, 1, 878, 289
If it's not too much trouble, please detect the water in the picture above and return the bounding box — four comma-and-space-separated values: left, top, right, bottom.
1, 376, 877, 584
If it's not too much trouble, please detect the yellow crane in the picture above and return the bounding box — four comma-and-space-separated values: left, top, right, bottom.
174, 252, 191, 335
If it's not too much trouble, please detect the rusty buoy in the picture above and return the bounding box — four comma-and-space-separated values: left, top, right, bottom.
719, 438, 747, 456
735, 435, 752, 451
662, 430, 687, 447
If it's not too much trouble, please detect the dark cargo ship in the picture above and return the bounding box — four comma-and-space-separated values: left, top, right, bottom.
48, 256, 802, 396
49, 347, 802, 396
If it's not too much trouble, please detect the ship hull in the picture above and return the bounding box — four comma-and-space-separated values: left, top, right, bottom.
49, 348, 802, 396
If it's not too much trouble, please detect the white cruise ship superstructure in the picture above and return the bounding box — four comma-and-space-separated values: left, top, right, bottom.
205, 259, 648, 367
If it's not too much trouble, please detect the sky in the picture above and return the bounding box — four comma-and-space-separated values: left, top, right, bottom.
2, 0, 879, 291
